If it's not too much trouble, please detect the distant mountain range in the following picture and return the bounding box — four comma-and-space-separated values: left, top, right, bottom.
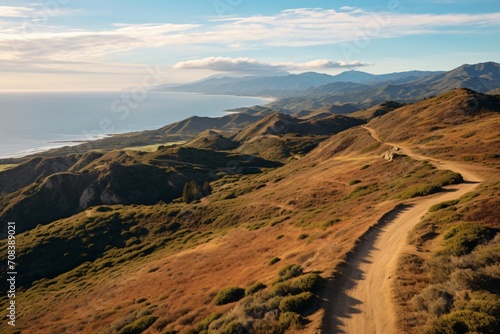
153, 62, 500, 112
269, 62, 500, 112
153, 69, 442, 97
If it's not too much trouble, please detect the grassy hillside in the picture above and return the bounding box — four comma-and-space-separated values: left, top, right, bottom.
0, 88, 498, 333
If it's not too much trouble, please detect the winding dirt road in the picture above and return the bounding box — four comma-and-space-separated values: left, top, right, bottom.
321, 126, 483, 334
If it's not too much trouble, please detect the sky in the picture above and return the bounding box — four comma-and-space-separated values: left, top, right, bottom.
0, 0, 499, 91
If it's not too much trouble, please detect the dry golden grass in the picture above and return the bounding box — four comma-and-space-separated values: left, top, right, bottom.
369, 89, 500, 168
124, 141, 185, 152
0, 164, 17, 172
3, 89, 499, 334
393, 253, 431, 334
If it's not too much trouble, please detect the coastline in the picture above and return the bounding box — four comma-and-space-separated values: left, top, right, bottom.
0, 92, 273, 163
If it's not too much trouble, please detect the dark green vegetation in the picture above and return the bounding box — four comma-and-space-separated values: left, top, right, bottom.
0, 147, 279, 232
213, 287, 246, 306
188, 264, 323, 334
118, 316, 158, 334
395, 182, 500, 334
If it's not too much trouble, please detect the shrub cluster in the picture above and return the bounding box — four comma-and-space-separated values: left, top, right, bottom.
118, 316, 158, 334
408, 222, 499, 333
213, 287, 246, 306
189, 264, 323, 333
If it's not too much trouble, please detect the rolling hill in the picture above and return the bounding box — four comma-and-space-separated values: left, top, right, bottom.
0, 86, 499, 334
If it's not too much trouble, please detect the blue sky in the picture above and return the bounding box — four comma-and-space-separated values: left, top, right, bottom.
0, 0, 499, 91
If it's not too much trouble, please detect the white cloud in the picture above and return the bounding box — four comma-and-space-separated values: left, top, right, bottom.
173, 57, 371, 74
0, 6, 33, 18
1, 7, 499, 76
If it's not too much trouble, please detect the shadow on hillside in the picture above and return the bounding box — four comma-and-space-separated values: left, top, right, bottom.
320, 203, 414, 333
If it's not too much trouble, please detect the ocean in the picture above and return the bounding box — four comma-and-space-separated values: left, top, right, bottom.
0, 91, 268, 159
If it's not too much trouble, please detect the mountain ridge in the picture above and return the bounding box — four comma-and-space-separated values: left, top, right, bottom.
153, 69, 442, 97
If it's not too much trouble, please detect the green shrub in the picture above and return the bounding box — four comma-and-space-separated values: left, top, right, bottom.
279, 312, 305, 331
278, 264, 303, 281
270, 281, 296, 297
213, 287, 245, 306
221, 320, 246, 334
459, 192, 480, 204
426, 310, 498, 334
411, 286, 453, 316
298, 234, 309, 240
269, 257, 281, 266
454, 291, 500, 317
191, 312, 223, 333
349, 179, 362, 186
344, 183, 379, 200
245, 282, 266, 296
400, 184, 442, 199
429, 200, 459, 212
293, 273, 323, 293
118, 315, 158, 334
279, 292, 314, 314
438, 171, 463, 186
442, 223, 495, 256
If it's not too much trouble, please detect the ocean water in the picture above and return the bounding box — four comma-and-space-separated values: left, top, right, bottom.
0, 91, 268, 158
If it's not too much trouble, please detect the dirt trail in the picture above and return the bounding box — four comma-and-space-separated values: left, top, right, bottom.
321, 126, 483, 334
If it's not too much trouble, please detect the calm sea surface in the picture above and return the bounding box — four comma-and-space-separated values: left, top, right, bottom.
0, 91, 267, 158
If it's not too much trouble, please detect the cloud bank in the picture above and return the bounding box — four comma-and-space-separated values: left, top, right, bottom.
173, 57, 371, 74
1, 6, 499, 74
0, 6, 33, 18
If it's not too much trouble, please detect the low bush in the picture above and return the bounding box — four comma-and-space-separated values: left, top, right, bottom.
411, 286, 453, 316
437, 171, 463, 186
454, 291, 500, 317
426, 310, 498, 334
293, 273, 324, 293
191, 312, 223, 333
279, 292, 314, 313
429, 200, 459, 212
269, 257, 281, 266
344, 183, 379, 200
400, 185, 442, 199
118, 315, 158, 334
279, 312, 305, 331
245, 282, 266, 296
442, 223, 495, 256
278, 264, 303, 281
214, 287, 245, 306
270, 282, 296, 297
221, 320, 246, 334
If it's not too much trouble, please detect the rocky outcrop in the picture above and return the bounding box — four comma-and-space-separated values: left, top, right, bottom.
382, 147, 405, 162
